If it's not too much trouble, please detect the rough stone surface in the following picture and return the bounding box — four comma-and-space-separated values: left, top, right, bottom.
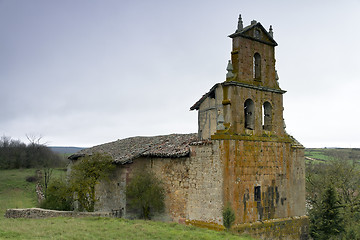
5, 208, 112, 218
234, 216, 309, 240
94, 142, 223, 224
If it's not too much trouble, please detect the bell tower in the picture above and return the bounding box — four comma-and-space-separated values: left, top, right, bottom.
217, 15, 286, 138
228, 15, 279, 89
191, 15, 306, 225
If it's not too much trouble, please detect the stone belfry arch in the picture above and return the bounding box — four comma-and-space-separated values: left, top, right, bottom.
190, 14, 307, 233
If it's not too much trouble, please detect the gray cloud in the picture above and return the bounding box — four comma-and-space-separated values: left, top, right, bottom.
1, 0, 359, 147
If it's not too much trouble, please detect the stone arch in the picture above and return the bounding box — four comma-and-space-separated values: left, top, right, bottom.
262, 101, 272, 131
253, 52, 261, 80
244, 99, 255, 130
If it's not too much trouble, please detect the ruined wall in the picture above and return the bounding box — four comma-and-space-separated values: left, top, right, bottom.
94, 143, 224, 224
95, 167, 127, 215
216, 138, 305, 224
5, 208, 112, 219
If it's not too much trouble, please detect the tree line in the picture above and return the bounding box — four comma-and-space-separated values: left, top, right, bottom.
0, 135, 64, 169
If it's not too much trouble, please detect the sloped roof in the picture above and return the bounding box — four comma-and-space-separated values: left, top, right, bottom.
190, 83, 219, 110
68, 133, 199, 164
228, 22, 277, 46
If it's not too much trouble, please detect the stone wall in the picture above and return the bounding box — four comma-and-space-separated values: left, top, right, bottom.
231, 27, 278, 89
95, 167, 127, 214
216, 137, 306, 224
5, 208, 112, 219
197, 86, 224, 140
92, 142, 224, 224
234, 216, 309, 240
186, 143, 223, 224
221, 84, 285, 137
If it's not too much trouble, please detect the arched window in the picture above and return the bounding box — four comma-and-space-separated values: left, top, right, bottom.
262, 101, 272, 131
244, 99, 255, 130
253, 53, 261, 80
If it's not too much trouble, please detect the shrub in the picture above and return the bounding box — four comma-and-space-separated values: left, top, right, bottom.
69, 152, 115, 212
40, 178, 73, 211
126, 169, 165, 219
223, 204, 235, 230
25, 175, 39, 183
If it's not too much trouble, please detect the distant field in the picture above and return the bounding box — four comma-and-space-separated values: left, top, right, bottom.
50, 146, 85, 155
0, 169, 253, 240
305, 148, 360, 164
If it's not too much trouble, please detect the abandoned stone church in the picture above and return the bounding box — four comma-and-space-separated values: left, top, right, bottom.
69, 15, 308, 239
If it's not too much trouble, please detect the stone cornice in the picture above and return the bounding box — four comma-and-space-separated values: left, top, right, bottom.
222, 81, 286, 94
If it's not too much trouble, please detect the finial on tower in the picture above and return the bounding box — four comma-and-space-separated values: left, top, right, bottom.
269, 25, 273, 37
236, 14, 243, 32
226, 60, 235, 79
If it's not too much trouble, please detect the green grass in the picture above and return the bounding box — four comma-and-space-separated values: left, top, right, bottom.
0, 217, 252, 239
0, 169, 253, 239
0, 169, 38, 214
305, 148, 360, 165
0, 168, 68, 215
305, 149, 330, 161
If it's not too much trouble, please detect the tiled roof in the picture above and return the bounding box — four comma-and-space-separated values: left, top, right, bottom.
68, 133, 200, 164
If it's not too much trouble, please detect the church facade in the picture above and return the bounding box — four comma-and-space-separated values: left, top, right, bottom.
69, 15, 308, 239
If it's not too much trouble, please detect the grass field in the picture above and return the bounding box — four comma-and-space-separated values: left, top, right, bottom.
305, 148, 360, 164
0, 169, 253, 240
0, 217, 253, 240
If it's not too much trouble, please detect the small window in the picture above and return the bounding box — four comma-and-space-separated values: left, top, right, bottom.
254, 186, 261, 201
244, 99, 255, 130
262, 102, 272, 131
253, 53, 261, 80
254, 29, 261, 39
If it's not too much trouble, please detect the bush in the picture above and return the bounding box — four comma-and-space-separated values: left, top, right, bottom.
25, 175, 39, 183
126, 169, 165, 219
223, 204, 235, 230
40, 179, 73, 211
69, 152, 115, 212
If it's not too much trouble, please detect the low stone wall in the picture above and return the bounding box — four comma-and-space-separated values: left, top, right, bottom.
234, 216, 309, 240
186, 216, 308, 240
5, 208, 112, 219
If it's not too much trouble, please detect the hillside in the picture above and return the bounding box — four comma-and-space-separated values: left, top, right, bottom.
50, 146, 86, 155
305, 148, 360, 164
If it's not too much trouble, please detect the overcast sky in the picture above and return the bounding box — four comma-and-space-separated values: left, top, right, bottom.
1, 0, 359, 148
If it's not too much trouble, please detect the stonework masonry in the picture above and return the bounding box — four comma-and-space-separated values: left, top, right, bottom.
94, 143, 223, 224
5, 208, 112, 218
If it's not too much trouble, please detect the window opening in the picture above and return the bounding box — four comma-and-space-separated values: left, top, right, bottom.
253, 53, 261, 80
262, 102, 272, 131
254, 186, 261, 201
254, 29, 261, 39
244, 99, 255, 130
